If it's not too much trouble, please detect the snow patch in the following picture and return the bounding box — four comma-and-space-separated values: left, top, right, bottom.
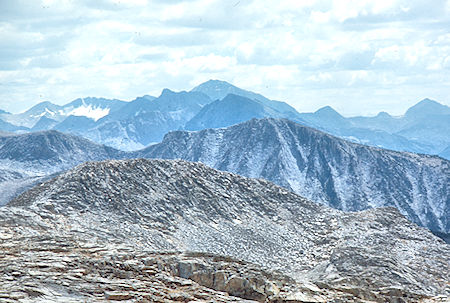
67, 105, 110, 121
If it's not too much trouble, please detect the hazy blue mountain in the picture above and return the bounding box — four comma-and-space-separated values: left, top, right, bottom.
64, 97, 127, 114
404, 98, 450, 120
103, 94, 156, 121
139, 118, 449, 234
0, 118, 29, 132
299, 106, 352, 131
1, 98, 127, 130
185, 93, 287, 131
6, 101, 63, 128
296, 100, 450, 159
30, 116, 59, 131
0, 81, 448, 156
337, 127, 433, 154
85, 89, 212, 150
53, 115, 98, 133
395, 114, 450, 153
348, 111, 406, 133
192, 79, 300, 116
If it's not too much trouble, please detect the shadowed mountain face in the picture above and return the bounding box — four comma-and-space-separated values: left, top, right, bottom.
3, 158, 448, 301
185, 94, 288, 131
138, 118, 449, 234
0, 130, 125, 205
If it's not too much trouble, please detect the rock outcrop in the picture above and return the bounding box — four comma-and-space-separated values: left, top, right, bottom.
2, 159, 448, 302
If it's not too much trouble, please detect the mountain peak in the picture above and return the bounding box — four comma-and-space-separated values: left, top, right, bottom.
405, 98, 450, 117
160, 88, 176, 96
314, 106, 343, 118
376, 111, 391, 118
195, 79, 235, 89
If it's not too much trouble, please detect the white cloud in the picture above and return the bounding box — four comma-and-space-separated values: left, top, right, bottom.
0, 0, 449, 116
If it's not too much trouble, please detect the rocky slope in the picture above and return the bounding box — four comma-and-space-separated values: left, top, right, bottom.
0, 130, 124, 205
2, 158, 448, 302
138, 118, 449, 234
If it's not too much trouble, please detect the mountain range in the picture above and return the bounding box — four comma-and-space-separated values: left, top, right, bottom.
1, 158, 448, 301
138, 118, 450, 235
1, 80, 448, 159
1, 118, 448, 238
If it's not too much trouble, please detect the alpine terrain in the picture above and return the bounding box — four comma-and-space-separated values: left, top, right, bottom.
138, 118, 450, 235
0, 130, 124, 205
1, 159, 448, 302
1, 80, 449, 159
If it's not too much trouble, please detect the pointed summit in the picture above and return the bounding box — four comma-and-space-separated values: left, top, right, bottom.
314, 106, 345, 119
192, 79, 269, 102
405, 98, 450, 118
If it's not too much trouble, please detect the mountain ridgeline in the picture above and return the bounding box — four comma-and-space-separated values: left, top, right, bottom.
0, 130, 125, 205
1, 80, 449, 159
4, 159, 449, 301
138, 118, 449, 234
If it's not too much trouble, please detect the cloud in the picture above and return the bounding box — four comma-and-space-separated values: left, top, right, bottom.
0, 0, 449, 116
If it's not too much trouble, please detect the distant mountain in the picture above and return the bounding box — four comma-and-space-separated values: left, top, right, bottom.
64, 97, 127, 117
3, 101, 64, 128
1, 97, 127, 129
30, 116, 58, 131
3, 158, 448, 301
0, 130, 124, 205
297, 100, 450, 158
0, 81, 448, 157
404, 98, 450, 120
86, 89, 213, 150
299, 106, 352, 131
53, 115, 98, 133
192, 79, 301, 117
348, 111, 406, 133
139, 118, 449, 234
0, 118, 28, 132
185, 93, 287, 131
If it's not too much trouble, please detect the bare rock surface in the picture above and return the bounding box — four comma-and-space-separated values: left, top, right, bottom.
1, 159, 449, 302
138, 118, 450, 234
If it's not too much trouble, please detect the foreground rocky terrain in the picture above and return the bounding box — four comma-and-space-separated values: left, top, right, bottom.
1, 159, 448, 302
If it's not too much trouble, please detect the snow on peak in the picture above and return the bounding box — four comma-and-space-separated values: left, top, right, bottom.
67, 100, 110, 121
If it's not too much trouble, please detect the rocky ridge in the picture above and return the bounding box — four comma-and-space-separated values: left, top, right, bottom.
138, 118, 450, 234
2, 158, 449, 302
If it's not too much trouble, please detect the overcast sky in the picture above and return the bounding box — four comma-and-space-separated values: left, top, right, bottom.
1, 0, 449, 116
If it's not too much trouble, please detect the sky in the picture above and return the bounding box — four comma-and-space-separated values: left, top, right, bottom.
0, 0, 449, 116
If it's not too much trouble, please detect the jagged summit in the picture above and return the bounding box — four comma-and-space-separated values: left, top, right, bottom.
5, 158, 449, 300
